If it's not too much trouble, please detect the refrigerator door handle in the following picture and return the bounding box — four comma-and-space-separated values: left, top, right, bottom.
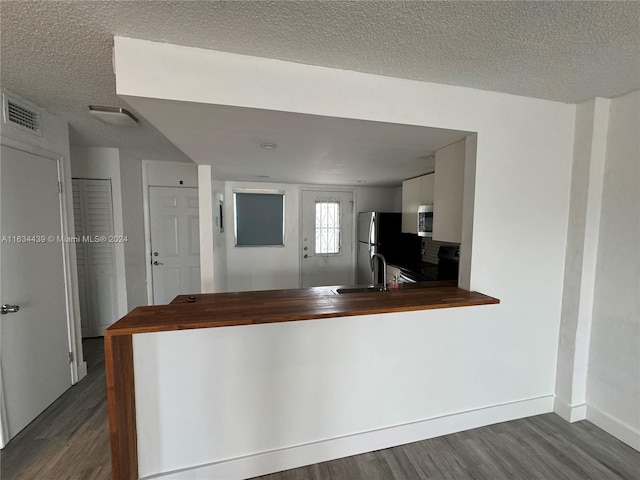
369, 244, 377, 283
370, 214, 376, 245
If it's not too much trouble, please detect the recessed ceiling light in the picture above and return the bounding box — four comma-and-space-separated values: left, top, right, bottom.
260, 142, 278, 149
88, 105, 139, 127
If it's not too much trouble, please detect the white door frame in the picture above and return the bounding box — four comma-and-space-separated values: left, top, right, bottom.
141, 160, 200, 305
0, 138, 83, 384
298, 185, 357, 287
142, 160, 153, 305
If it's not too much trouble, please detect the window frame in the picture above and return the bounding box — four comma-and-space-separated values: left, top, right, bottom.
233, 189, 286, 247
314, 200, 342, 256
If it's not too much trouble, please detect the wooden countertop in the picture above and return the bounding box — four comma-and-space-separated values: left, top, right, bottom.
103, 282, 498, 479
105, 282, 499, 337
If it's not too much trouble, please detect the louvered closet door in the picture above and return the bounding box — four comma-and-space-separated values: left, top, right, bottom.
72, 179, 118, 337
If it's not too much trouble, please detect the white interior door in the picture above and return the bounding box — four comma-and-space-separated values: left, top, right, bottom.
0, 145, 72, 446
149, 186, 200, 305
73, 178, 118, 337
300, 190, 354, 287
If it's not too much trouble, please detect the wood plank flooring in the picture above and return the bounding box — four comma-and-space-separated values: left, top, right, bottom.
2, 338, 638, 480
253, 414, 640, 480
1, 337, 111, 480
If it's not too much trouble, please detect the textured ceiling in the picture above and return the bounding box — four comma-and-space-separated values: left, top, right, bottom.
1, 1, 639, 164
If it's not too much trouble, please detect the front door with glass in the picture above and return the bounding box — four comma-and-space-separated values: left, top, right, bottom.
300, 190, 354, 287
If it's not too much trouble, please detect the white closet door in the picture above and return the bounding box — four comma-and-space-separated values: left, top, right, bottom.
72, 179, 118, 337
72, 180, 91, 337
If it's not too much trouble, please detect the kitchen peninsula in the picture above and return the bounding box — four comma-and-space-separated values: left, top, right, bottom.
105, 283, 499, 480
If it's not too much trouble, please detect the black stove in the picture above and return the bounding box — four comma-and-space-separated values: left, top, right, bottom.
437, 246, 460, 281
396, 245, 460, 282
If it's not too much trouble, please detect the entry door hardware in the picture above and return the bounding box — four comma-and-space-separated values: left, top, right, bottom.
1, 304, 20, 314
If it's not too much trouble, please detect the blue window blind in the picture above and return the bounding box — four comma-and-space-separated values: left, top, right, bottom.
234, 192, 285, 246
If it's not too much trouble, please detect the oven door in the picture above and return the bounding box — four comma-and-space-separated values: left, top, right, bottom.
398, 271, 417, 284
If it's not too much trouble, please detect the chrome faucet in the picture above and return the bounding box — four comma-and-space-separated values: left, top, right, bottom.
371, 253, 388, 290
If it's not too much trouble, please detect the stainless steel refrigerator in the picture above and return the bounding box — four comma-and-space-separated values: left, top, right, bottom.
357, 212, 404, 284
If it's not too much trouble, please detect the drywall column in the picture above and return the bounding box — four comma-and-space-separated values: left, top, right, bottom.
119, 151, 147, 311
586, 90, 640, 450
554, 97, 610, 422
212, 179, 227, 292
198, 165, 215, 293
459, 134, 477, 291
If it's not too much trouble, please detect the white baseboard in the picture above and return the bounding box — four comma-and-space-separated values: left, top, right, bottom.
587, 404, 640, 451
143, 395, 554, 480
553, 397, 587, 423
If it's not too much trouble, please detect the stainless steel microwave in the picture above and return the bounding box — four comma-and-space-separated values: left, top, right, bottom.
417, 204, 433, 237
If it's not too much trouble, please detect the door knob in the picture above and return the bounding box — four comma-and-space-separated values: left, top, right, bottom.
303, 254, 309, 259
1, 304, 20, 315
153, 261, 164, 266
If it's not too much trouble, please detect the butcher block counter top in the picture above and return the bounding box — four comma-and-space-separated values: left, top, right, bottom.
104, 282, 498, 480
105, 282, 499, 337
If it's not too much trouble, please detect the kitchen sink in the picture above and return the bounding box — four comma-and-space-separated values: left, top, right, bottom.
333, 285, 386, 295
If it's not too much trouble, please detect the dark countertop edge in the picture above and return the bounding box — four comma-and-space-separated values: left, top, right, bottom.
168, 280, 458, 304
105, 283, 499, 337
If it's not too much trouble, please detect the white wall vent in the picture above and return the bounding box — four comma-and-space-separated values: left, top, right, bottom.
2, 94, 42, 136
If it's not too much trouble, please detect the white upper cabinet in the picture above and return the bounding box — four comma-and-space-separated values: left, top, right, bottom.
420, 173, 434, 204
433, 139, 466, 244
402, 173, 434, 234
402, 176, 421, 234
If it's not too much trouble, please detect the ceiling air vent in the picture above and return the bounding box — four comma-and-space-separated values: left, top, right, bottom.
3, 95, 42, 136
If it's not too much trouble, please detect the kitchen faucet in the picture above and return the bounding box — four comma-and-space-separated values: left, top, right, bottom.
371, 253, 388, 291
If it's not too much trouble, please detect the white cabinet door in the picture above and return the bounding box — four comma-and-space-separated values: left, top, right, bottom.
420, 173, 435, 204
433, 139, 466, 244
401, 176, 421, 234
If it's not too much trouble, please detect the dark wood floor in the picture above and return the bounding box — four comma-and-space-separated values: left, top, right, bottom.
253, 414, 640, 480
2, 339, 639, 480
1, 337, 111, 480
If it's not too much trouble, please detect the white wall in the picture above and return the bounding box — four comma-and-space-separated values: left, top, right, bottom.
146, 161, 198, 188
355, 186, 401, 213
134, 305, 553, 479
70, 146, 129, 319
115, 39, 577, 477
119, 151, 147, 310
224, 181, 301, 292
586, 90, 640, 449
